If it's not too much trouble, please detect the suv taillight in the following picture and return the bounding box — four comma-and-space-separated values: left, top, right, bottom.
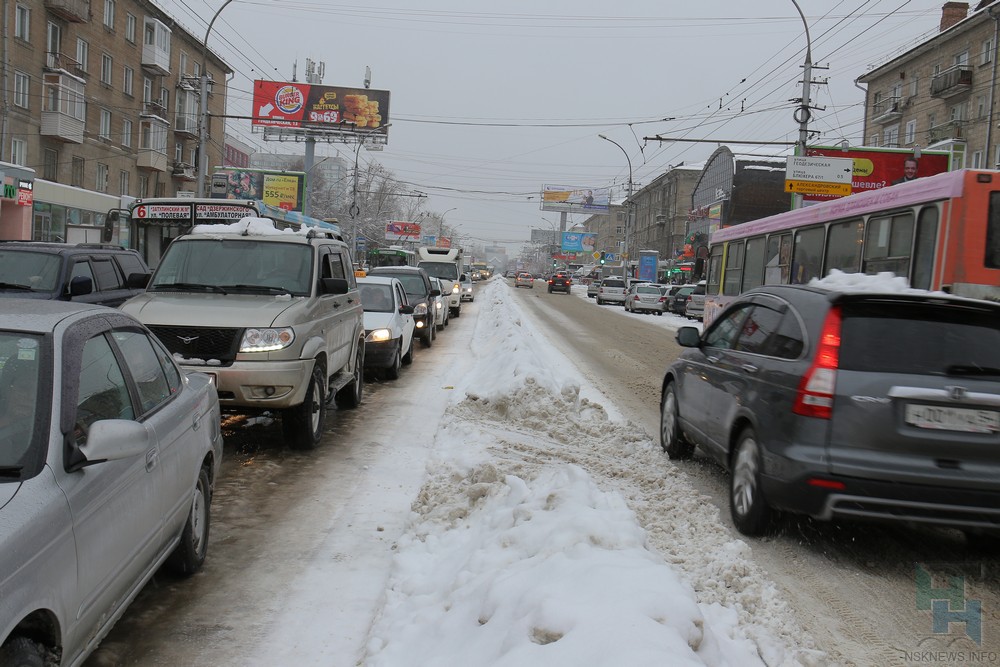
793, 305, 842, 419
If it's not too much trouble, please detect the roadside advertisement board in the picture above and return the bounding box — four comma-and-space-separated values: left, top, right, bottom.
541, 185, 610, 213
560, 232, 597, 253
385, 221, 421, 242
803, 146, 951, 203
211, 169, 305, 212
638, 250, 659, 283
252, 80, 390, 134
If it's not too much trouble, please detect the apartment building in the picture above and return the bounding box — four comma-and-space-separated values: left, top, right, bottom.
857, 1, 999, 170
2, 0, 231, 241
629, 164, 700, 270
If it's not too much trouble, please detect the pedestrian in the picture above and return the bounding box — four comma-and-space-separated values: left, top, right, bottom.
891, 158, 919, 185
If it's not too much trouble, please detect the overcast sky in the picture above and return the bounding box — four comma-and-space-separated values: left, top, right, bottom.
160, 0, 953, 246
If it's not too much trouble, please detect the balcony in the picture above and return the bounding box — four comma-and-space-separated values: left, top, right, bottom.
40, 72, 85, 143
142, 100, 168, 120
172, 162, 196, 180
931, 65, 972, 98
927, 119, 965, 143
45, 0, 89, 23
45, 51, 81, 72
141, 18, 172, 75
871, 96, 902, 124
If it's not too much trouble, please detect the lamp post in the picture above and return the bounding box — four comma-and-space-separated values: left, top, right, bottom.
439, 207, 457, 247
196, 0, 235, 198
598, 134, 633, 280
790, 0, 812, 210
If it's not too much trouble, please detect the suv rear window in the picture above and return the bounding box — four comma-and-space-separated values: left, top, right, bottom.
602, 279, 625, 288
839, 302, 1000, 376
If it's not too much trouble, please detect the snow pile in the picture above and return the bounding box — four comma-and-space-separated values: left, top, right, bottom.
192, 217, 307, 236
809, 269, 945, 295
363, 279, 826, 666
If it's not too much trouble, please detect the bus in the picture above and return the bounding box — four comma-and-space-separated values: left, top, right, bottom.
702, 169, 1000, 325
417, 246, 463, 316
369, 246, 417, 268
106, 198, 342, 268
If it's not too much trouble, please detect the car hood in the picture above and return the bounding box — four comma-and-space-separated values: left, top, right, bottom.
363, 311, 395, 331
0, 291, 57, 300
121, 292, 302, 328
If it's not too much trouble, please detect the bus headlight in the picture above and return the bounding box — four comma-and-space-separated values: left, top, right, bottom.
241, 327, 294, 352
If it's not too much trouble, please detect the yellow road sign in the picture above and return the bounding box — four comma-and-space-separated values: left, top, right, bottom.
592, 251, 601, 260
784, 179, 852, 196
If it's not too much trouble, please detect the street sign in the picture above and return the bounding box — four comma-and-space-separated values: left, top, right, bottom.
784, 179, 852, 196
604, 252, 616, 261
592, 251, 601, 260
784, 156, 853, 184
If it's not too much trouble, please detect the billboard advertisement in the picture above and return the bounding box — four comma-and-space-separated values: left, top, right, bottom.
211, 169, 305, 212
803, 146, 951, 203
541, 185, 610, 213
561, 232, 597, 253
385, 221, 421, 242
252, 80, 390, 133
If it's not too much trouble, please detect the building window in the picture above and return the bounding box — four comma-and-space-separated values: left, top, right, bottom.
100, 109, 112, 140
10, 138, 26, 166
123, 66, 133, 96
155, 182, 165, 197
932, 63, 941, 76
76, 38, 88, 72
140, 119, 167, 153
47, 22, 62, 60
101, 54, 113, 85
14, 4, 29, 40
44, 73, 86, 120
972, 150, 983, 168
138, 175, 149, 198
103, 0, 115, 29
119, 170, 129, 196
951, 103, 967, 122
978, 95, 988, 119
983, 38, 994, 65
175, 141, 183, 162
126, 13, 136, 42
905, 119, 916, 145
954, 50, 969, 66
143, 77, 152, 102
71, 156, 85, 187
43, 149, 58, 181
870, 134, 879, 147
13, 72, 29, 109
122, 118, 132, 148
159, 87, 168, 109
180, 51, 188, 75
96, 163, 109, 192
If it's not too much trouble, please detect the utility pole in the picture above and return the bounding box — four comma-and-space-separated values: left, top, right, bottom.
197, 0, 234, 198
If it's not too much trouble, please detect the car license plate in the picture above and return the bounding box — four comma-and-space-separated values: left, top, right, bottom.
904, 404, 1000, 433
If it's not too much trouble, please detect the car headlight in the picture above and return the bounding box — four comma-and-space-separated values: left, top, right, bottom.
452, 284, 460, 294
365, 328, 392, 343
435, 300, 443, 310
240, 327, 294, 352
414, 303, 428, 316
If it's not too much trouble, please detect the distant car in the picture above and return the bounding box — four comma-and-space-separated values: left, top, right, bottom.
547, 272, 572, 294
669, 285, 696, 315
459, 272, 475, 302
429, 277, 451, 330
625, 283, 669, 315
368, 266, 441, 348
587, 279, 601, 299
660, 283, 1000, 539
0, 299, 223, 667
0, 241, 151, 307
515, 272, 534, 289
358, 276, 416, 379
685, 281, 707, 320
596, 276, 626, 305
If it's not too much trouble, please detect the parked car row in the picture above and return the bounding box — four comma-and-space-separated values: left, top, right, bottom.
587, 275, 706, 320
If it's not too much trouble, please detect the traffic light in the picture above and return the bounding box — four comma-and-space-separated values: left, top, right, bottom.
599, 257, 605, 265
552, 259, 557, 267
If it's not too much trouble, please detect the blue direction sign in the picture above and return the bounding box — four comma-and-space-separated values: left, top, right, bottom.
604, 252, 616, 261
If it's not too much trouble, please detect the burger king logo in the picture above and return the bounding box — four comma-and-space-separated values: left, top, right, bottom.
275, 85, 304, 114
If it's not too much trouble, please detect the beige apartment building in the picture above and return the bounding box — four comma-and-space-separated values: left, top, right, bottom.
1, 0, 230, 242
858, 1, 1000, 170
629, 164, 700, 273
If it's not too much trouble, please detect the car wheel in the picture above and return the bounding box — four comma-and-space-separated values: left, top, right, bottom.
384, 341, 402, 380
422, 325, 433, 348
284, 364, 327, 449
165, 467, 211, 575
660, 383, 695, 459
656, 311, 662, 316
730, 428, 773, 536
402, 336, 414, 365
597, 298, 603, 305
454, 306, 461, 318
335, 344, 365, 409
0, 637, 46, 667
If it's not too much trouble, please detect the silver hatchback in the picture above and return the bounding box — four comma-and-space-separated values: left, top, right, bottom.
660, 283, 1000, 539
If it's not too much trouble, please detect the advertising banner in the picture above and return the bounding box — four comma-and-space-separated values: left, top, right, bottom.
385, 221, 422, 242
212, 169, 305, 212
541, 185, 611, 213
638, 250, 659, 283
803, 146, 951, 202
252, 80, 390, 133
560, 232, 597, 253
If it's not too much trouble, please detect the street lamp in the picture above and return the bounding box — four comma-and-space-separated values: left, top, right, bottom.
598, 134, 633, 280
196, 0, 235, 198
538, 216, 558, 263
439, 207, 457, 246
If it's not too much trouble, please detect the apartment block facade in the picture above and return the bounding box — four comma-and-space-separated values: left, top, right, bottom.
629, 165, 700, 269
2, 0, 231, 241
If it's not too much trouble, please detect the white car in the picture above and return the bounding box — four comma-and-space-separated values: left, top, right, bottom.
429, 277, 451, 330
459, 273, 475, 301
596, 276, 627, 305
515, 272, 534, 288
358, 276, 416, 379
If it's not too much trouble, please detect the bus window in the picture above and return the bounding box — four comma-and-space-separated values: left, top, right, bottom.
792, 227, 824, 284
825, 219, 863, 274
864, 212, 914, 276
911, 207, 939, 290
764, 234, 791, 285
722, 240, 744, 296
706, 244, 724, 295
742, 237, 766, 292
988, 193, 1000, 269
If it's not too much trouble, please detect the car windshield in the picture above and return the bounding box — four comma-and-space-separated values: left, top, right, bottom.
359, 283, 394, 313
380, 273, 427, 299
418, 261, 459, 281
0, 332, 45, 474
150, 239, 313, 297
0, 250, 62, 293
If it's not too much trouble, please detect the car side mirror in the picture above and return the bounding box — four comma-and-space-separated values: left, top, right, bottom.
320, 277, 350, 295
460, 273, 468, 281
126, 272, 151, 289
400, 304, 415, 314
429, 288, 441, 297
68, 275, 94, 297
675, 327, 702, 348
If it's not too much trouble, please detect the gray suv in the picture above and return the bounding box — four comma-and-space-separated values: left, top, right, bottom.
121, 221, 365, 450
660, 283, 1000, 540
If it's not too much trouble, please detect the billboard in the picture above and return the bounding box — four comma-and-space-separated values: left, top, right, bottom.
541, 185, 610, 213
211, 169, 305, 212
385, 221, 421, 242
252, 80, 390, 134
561, 232, 597, 253
803, 146, 951, 203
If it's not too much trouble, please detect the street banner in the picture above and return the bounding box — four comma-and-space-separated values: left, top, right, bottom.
560, 232, 597, 253
541, 185, 610, 213
803, 146, 951, 202
252, 80, 390, 134
212, 168, 305, 212
385, 221, 421, 242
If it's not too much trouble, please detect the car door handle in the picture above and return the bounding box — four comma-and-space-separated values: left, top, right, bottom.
741, 364, 759, 374
706, 355, 720, 363
145, 448, 159, 472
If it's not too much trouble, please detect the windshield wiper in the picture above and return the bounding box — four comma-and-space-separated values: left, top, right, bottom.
218, 284, 292, 294
0, 465, 23, 478
0, 282, 33, 291
151, 282, 228, 294
944, 364, 1000, 377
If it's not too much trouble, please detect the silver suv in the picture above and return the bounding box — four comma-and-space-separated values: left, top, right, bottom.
661, 283, 1000, 539
596, 277, 626, 305
121, 219, 365, 450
